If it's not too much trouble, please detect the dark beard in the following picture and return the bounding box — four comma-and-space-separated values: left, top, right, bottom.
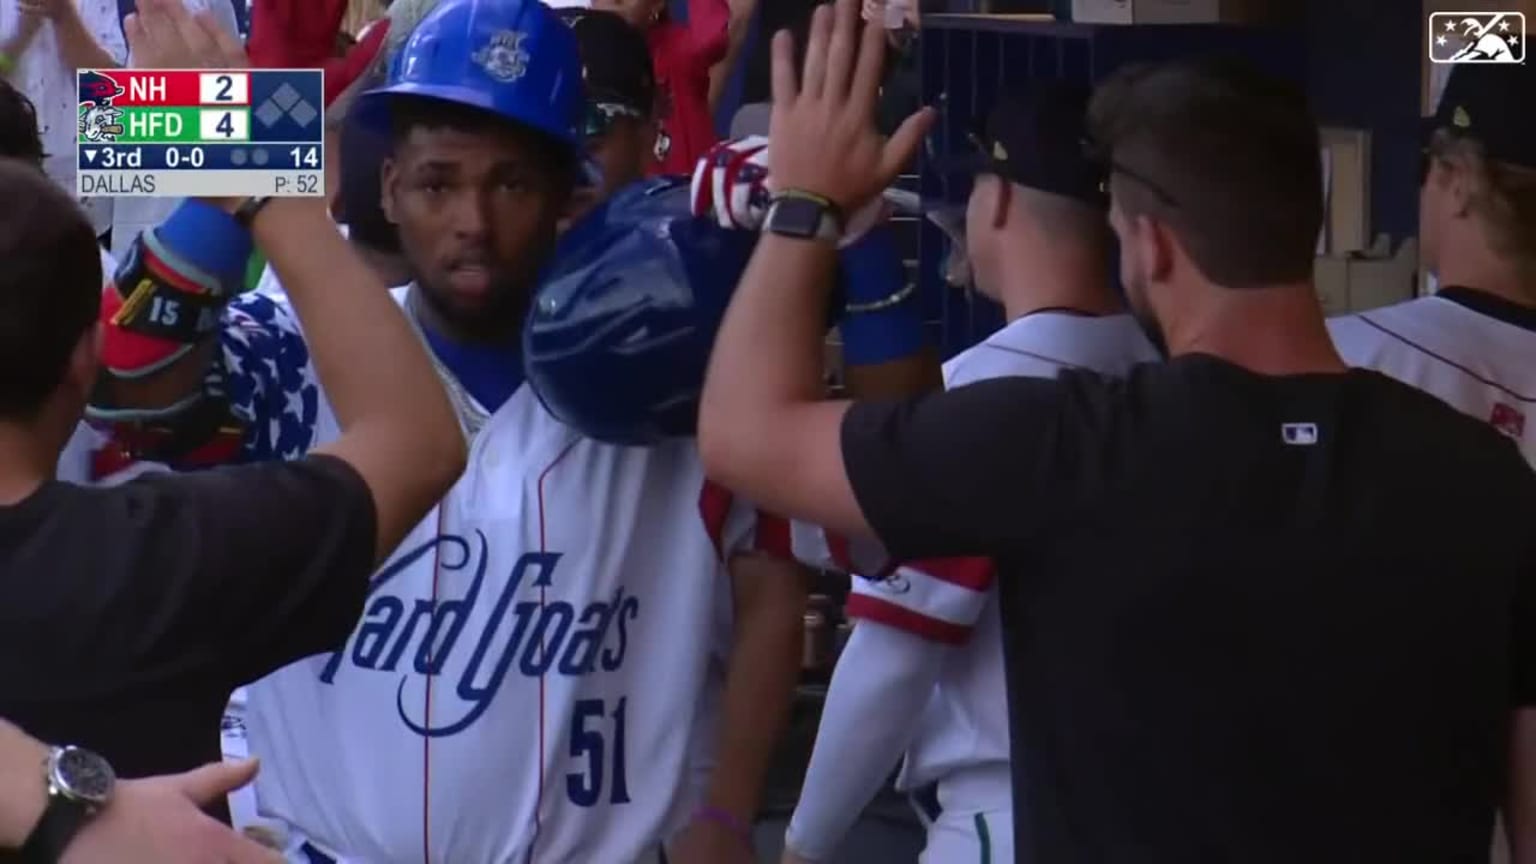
410, 281, 530, 346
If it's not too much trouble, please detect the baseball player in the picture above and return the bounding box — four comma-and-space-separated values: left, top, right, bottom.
43, 3, 377, 835
778, 84, 1158, 864
703, 11, 1536, 861
60, 6, 804, 860
1328, 63, 1536, 464
53, 0, 384, 486
215, 3, 804, 862
561, 8, 659, 225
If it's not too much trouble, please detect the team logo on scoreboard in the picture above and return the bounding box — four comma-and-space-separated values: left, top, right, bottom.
79, 104, 125, 143
1428, 12, 1525, 64
78, 70, 124, 106
473, 30, 530, 82
78, 70, 125, 143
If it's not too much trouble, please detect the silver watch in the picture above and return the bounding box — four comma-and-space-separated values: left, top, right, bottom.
18, 746, 115, 863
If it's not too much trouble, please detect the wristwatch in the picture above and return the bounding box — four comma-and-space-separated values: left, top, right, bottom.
18, 747, 116, 863
763, 192, 843, 243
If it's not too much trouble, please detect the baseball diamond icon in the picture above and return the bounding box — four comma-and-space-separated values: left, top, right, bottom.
255, 82, 319, 129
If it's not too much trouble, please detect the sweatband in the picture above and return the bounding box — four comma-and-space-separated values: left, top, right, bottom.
150, 200, 254, 295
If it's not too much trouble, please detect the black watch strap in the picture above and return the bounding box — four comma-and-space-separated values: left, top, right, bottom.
16, 796, 90, 864
232, 195, 274, 229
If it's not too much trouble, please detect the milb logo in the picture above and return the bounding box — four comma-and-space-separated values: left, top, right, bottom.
1429, 12, 1525, 64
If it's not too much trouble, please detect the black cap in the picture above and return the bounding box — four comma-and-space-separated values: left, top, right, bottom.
938, 79, 1105, 208
562, 10, 656, 122
1428, 62, 1536, 169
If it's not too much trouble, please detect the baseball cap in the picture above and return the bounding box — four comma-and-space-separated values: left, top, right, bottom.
1427, 62, 1536, 169
100, 201, 251, 377
563, 9, 656, 135
936, 79, 1105, 208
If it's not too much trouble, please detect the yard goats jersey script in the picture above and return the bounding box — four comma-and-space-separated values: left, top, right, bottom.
238, 289, 772, 864
792, 312, 1158, 795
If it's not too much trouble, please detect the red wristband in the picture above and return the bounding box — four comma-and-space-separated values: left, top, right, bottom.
694, 806, 754, 849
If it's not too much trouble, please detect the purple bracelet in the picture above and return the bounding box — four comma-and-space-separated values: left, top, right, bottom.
694, 806, 754, 849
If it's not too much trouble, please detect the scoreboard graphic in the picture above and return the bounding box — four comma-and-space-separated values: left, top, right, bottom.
76, 68, 325, 199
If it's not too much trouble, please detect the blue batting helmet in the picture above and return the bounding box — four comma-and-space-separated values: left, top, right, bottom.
523, 178, 759, 446
353, 0, 583, 146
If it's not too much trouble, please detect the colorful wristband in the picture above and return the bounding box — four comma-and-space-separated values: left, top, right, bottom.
837, 224, 926, 365
694, 806, 754, 849
152, 199, 256, 295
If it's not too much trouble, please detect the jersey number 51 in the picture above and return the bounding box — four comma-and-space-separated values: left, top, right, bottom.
567, 697, 631, 807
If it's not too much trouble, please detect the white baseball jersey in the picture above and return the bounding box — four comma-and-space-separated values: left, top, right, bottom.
1329, 290, 1536, 465
242, 288, 777, 864
797, 312, 1158, 795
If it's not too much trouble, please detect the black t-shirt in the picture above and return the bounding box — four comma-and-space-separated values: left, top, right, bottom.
0, 456, 375, 786
842, 353, 1536, 864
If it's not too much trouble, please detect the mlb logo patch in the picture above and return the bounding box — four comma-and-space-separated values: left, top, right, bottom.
1490, 402, 1526, 439
1281, 422, 1319, 446
1429, 12, 1525, 64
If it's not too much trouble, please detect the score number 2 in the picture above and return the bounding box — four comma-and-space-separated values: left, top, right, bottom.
566, 697, 631, 807
199, 73, 249, 105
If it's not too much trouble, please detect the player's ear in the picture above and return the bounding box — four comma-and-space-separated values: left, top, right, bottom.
65, 323, 102, 406
1444, 158, 1476, 219
379, 157, 400, 225
1135, 213, 1175, 284
989, 177, 1011, 230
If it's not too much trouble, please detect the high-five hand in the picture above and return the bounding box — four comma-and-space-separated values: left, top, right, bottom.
15, 0, 74, 21
125, 0, 248, 70
61, 759, 282, 863
767, 0, 934, 215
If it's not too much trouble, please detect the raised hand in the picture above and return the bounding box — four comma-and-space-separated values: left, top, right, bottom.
15, 0, 75, 22
125, 0, 248, 70
765, 0, 933, 216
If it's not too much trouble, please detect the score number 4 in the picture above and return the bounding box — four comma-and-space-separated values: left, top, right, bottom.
199, 75, 249, 140
566, 697, 631, 807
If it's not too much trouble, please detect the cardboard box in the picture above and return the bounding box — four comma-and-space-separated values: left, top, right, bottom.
1314, 236, 1421, 314
1320, 127, 1372, 255
1070, 0, 1289, 24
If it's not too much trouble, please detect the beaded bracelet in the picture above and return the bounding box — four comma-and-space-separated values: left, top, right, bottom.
843, 281, 917, 315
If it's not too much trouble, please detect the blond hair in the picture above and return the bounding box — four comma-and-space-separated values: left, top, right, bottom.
1430, 129, 1536, 287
